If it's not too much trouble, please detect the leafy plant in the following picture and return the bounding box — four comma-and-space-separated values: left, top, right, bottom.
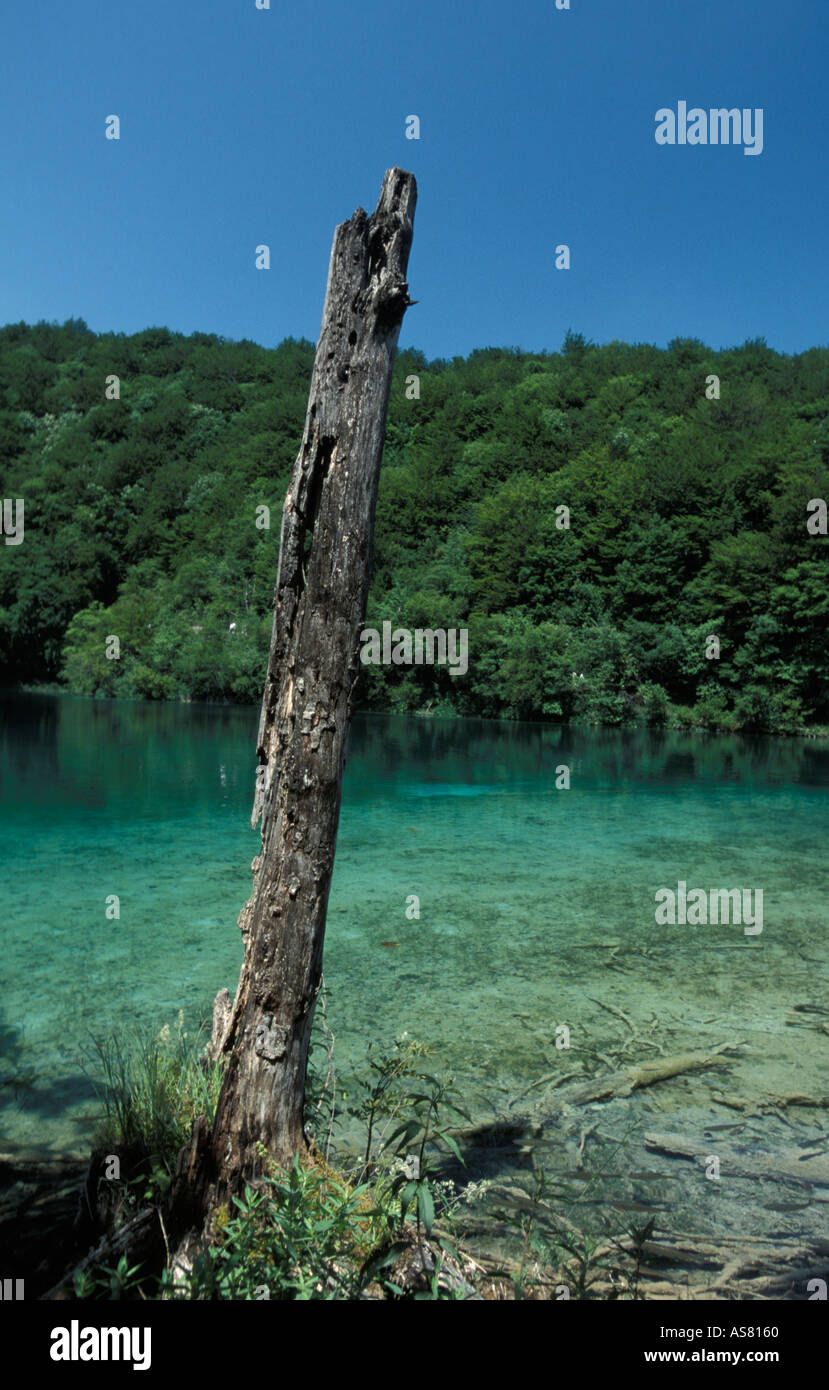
343, 1033, 432, 1179
381, 1070, 468, 1277
169, 1156, 382, 1301
74, 1255, 146, 1301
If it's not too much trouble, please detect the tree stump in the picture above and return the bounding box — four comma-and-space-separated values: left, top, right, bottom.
180, 168, 417, 1216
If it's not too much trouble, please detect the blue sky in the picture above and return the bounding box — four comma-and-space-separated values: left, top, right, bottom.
0, 0, 825, 358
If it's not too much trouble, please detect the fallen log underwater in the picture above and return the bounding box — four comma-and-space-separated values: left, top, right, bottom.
524, 1042, 745, 1122
643, 1132, 829, 1187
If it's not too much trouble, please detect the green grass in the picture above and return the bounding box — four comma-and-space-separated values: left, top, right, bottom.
88, 1010, 225, 1184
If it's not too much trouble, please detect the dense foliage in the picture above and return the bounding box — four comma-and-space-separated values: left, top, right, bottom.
0, 318, 826, 731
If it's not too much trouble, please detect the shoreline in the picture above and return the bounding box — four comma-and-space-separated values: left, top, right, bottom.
6, 683, 829, 741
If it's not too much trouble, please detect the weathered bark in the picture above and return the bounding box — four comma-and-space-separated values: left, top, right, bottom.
190, 168, 417, 1208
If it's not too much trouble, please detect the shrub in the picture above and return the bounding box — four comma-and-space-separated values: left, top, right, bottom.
637, 681, 669, 726
171, 1155, 382, 1301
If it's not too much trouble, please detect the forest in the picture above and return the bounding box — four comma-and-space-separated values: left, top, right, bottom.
0, 317, 826, 733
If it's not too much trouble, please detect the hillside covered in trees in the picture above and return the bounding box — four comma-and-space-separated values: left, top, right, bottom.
0, 319, 826, 732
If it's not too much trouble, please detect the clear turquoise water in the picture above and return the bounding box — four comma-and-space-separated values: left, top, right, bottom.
1, 692, 827, 1191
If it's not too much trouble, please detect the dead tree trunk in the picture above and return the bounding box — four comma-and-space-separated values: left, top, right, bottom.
189, 168, 417, 1209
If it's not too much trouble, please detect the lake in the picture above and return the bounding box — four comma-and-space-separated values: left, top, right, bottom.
1, 691, 827, 1249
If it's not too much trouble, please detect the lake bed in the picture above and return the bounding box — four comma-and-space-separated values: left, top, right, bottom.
1, 692, 826, 1264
